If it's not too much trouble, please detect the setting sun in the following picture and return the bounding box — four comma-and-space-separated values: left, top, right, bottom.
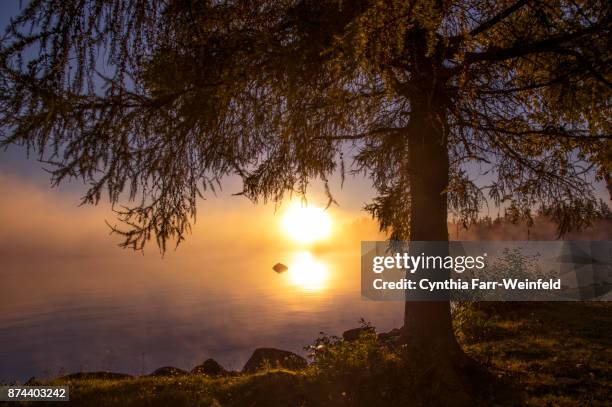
281, 202, 332, 244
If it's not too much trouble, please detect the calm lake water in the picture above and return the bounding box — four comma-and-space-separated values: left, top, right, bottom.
0, 247, 402, 382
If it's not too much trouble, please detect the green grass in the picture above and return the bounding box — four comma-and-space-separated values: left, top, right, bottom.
458, 302, 611, 406
7, 302, 611, 406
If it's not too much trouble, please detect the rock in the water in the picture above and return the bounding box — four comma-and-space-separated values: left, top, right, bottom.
148, 366, 188, 377
273, 263, 288, 273
242, 348, 307, 373
191, 358, 227, 376
61, 371, 132, 380
342, 326, 376, 341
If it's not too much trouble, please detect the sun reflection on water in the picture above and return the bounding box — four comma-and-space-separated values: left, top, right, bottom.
287, 251, 329, 292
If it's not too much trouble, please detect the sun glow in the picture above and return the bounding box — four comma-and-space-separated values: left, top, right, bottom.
287, 251, 329, 291
281, 202, 332, 244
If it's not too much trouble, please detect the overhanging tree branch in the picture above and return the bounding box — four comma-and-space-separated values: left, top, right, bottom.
469, 0, 531, 37
463, 23, 607, 65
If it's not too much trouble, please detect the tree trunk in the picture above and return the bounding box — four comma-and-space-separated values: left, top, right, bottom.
402, 102, 462, 358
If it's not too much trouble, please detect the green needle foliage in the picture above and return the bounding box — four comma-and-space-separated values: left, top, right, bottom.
0, 0, 609, 251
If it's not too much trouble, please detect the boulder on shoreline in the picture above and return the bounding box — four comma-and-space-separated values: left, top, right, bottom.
242, 348, 307, 373
191, 358, 227, 376
342, 326, 376, 341
378, 328, 404, 349
148, 366, 189, 377
378, 328, 402, 341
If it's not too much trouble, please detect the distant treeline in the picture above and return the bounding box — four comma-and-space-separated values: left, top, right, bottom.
451, 209, 611, 241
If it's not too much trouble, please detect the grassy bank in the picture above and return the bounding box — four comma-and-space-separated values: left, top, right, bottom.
458, 302, 611, 406
8, 302, 610, 406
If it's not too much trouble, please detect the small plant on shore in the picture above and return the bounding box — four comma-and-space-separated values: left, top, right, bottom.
453, 302, 496, 344
307, 325, 393, 377
304, 321, 419, 405
453, 248, 552, 343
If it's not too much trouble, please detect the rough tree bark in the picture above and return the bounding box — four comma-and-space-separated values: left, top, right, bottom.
400, 101, 481, 407
403, 101, 462, 357
396, 28, 469, 362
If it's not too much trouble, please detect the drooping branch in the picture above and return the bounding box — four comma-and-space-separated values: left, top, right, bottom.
463, 22, 607, 65
468, 0, 531, 38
